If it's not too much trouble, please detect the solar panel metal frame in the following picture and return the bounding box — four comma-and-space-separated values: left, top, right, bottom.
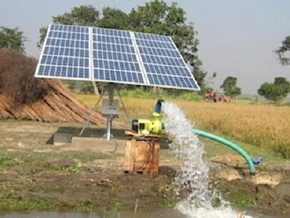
35, 23, 200, 91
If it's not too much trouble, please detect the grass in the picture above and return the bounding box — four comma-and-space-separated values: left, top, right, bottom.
220, 182, 256, 209
0, 149, 112, 174
200, 137, 286, 166
0, 193, 57, 211
0, 148, 119, 212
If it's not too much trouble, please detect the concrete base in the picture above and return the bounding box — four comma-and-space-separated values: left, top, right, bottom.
53, 133, 73, 146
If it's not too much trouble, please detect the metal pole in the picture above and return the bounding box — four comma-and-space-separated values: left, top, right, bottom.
79, 94, 102, 136
92, 81, 99, 97
106, 115, 113, 140
104, 83, 115, 140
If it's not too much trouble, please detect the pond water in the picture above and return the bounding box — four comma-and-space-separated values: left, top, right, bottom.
0, 209, 288, 218
0, 209, 183, 218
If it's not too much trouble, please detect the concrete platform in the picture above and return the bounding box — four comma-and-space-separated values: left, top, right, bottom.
53, 133, 73, 146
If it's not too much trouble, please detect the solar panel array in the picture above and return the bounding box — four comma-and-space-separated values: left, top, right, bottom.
35, 23, 200, 90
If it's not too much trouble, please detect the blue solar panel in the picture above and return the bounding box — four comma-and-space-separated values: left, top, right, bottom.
91, 27, 145, 85
36, 24, 90, 80
134, 32, 199, 89
35, 23, 200, 90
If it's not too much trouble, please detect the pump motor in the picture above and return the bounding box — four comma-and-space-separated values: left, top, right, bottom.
132, 117, 163, 135
131, 99, 164, 135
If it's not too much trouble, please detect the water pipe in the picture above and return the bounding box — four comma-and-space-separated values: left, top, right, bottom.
154, 99, 164, 114
192, 128, 256, 174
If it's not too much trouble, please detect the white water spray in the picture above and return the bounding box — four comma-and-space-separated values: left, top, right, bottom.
161, 101, 213, 208
161, 101, 250, 218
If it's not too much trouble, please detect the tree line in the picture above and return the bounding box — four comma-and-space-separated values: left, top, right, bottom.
0, 0, 289, 102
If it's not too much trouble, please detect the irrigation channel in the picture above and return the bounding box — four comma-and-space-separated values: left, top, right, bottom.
1, 101, 286, 218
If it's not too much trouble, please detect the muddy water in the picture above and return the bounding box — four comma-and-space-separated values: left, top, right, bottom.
0, 209, 184, 218
0, 209, 288, 218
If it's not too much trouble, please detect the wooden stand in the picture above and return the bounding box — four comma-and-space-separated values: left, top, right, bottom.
124, 131, 162, 176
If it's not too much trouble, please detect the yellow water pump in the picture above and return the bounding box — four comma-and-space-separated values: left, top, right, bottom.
131, 99, 164, 135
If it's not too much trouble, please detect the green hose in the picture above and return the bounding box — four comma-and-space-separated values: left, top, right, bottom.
192, 128, 256, 174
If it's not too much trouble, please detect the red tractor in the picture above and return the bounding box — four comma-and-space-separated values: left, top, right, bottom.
203, 92, 231, 103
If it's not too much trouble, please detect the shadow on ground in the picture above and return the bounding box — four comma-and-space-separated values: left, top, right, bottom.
46, 126, 129, 144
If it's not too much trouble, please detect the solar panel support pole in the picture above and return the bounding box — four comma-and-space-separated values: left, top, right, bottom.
105, 116, 113, 140
92, 81, 99, 97
104, 83, 115, 140
79, 94, 103, 136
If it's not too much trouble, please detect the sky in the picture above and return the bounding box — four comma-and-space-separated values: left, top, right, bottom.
1, 0, 290, 94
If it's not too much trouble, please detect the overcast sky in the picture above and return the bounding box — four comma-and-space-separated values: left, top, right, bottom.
1, 0, 290, 94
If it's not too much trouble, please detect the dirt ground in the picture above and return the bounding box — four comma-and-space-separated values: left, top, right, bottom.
1, 120, 290, 216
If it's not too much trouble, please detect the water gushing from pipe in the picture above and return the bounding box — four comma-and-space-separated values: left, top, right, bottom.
161, 101, 213, 209
161, 101, 250, 217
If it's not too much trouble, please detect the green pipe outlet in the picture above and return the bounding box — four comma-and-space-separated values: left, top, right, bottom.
192, 128, 256, 174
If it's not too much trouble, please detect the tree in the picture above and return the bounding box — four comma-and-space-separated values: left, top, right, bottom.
98, 7, 130, 30
201, 71, 217, 94
37, 27, 48, 48
0, 27, 26, 53
276, 36, 290, 66
258, 77, 290, 102
220, 76, 241, 98
52, 5, 100, 26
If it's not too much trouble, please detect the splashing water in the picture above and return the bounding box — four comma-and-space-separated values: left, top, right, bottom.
161, 101, 213, 208
161, 101, 250, 218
